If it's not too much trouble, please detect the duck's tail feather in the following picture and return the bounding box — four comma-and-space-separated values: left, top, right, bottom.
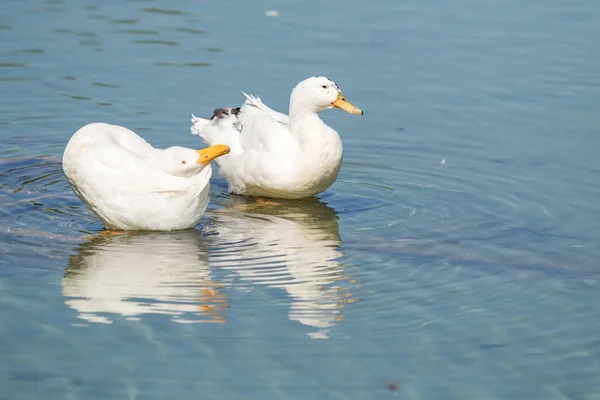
190, 108, 242, 166
190, 114, 210, 142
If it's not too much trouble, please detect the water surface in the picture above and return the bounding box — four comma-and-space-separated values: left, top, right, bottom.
1, 0, 600, 398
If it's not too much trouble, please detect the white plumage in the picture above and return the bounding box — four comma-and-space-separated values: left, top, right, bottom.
191, 76, 363, 199
62, 122, 229, 231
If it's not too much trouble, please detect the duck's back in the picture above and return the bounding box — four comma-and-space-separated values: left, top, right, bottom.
62, 123, 210, 230
65, 123, 155, 158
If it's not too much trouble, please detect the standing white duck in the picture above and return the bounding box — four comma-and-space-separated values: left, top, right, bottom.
190, 76, 363, 199
62, 122, 230, 231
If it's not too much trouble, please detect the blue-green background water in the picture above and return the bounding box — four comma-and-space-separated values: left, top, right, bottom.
1, 0, 600, 398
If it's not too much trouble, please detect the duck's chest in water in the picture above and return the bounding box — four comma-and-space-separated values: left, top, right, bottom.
296, 146, 343, 193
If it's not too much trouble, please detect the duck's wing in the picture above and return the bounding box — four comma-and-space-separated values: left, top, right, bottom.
237, 95, 294, 154
71, 143, 205, 197
191, 93, 294, 166
240, 92, 289, 125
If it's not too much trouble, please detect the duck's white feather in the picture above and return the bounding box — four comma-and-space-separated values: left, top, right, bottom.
240, 91, 289, 125
63, 122, 213, 231
190, 77, 361, 199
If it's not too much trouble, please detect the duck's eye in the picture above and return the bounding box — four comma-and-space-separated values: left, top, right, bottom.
321, 85, 327, 89
181, 160, 187, 164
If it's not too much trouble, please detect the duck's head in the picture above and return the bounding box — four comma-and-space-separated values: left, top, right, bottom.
158, 144, 230, 177
290, 76, 363, 116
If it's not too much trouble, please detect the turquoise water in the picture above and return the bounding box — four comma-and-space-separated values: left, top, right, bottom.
2, 0, 600, 398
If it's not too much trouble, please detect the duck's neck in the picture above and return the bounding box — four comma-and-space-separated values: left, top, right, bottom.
288, 102, 320, 122
144, 149, 201, 177
289, 107, 341, 153
144, 149, 172, 169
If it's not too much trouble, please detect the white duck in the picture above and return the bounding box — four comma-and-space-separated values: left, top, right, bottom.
62, 122, 229, 231
190, 76, 363, 199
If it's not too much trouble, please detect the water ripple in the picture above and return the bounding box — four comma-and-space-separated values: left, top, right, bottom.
141, 8, 185, 16
0, 156, 100, 241
133, 40, 178, 46
62, 230, 228, 325
111, 19, 137, 25
205, 197, 359, 339
0, 156, 358, 337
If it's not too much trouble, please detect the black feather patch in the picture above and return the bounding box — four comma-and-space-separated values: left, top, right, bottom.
210, 107, 241, 120
210, 108, 227, 120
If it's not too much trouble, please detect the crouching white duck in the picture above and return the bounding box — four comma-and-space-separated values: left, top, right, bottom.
190, 76, 363, 199
62, 122, 229, 231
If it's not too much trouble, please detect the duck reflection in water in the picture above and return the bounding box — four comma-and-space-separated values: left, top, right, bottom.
61, 197, 357, 338
205, 196, 357, 339
62, 229, 228, 324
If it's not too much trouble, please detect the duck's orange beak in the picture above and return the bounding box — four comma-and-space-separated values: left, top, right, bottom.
196, 144, 230, 164
332, 91, 363, 115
